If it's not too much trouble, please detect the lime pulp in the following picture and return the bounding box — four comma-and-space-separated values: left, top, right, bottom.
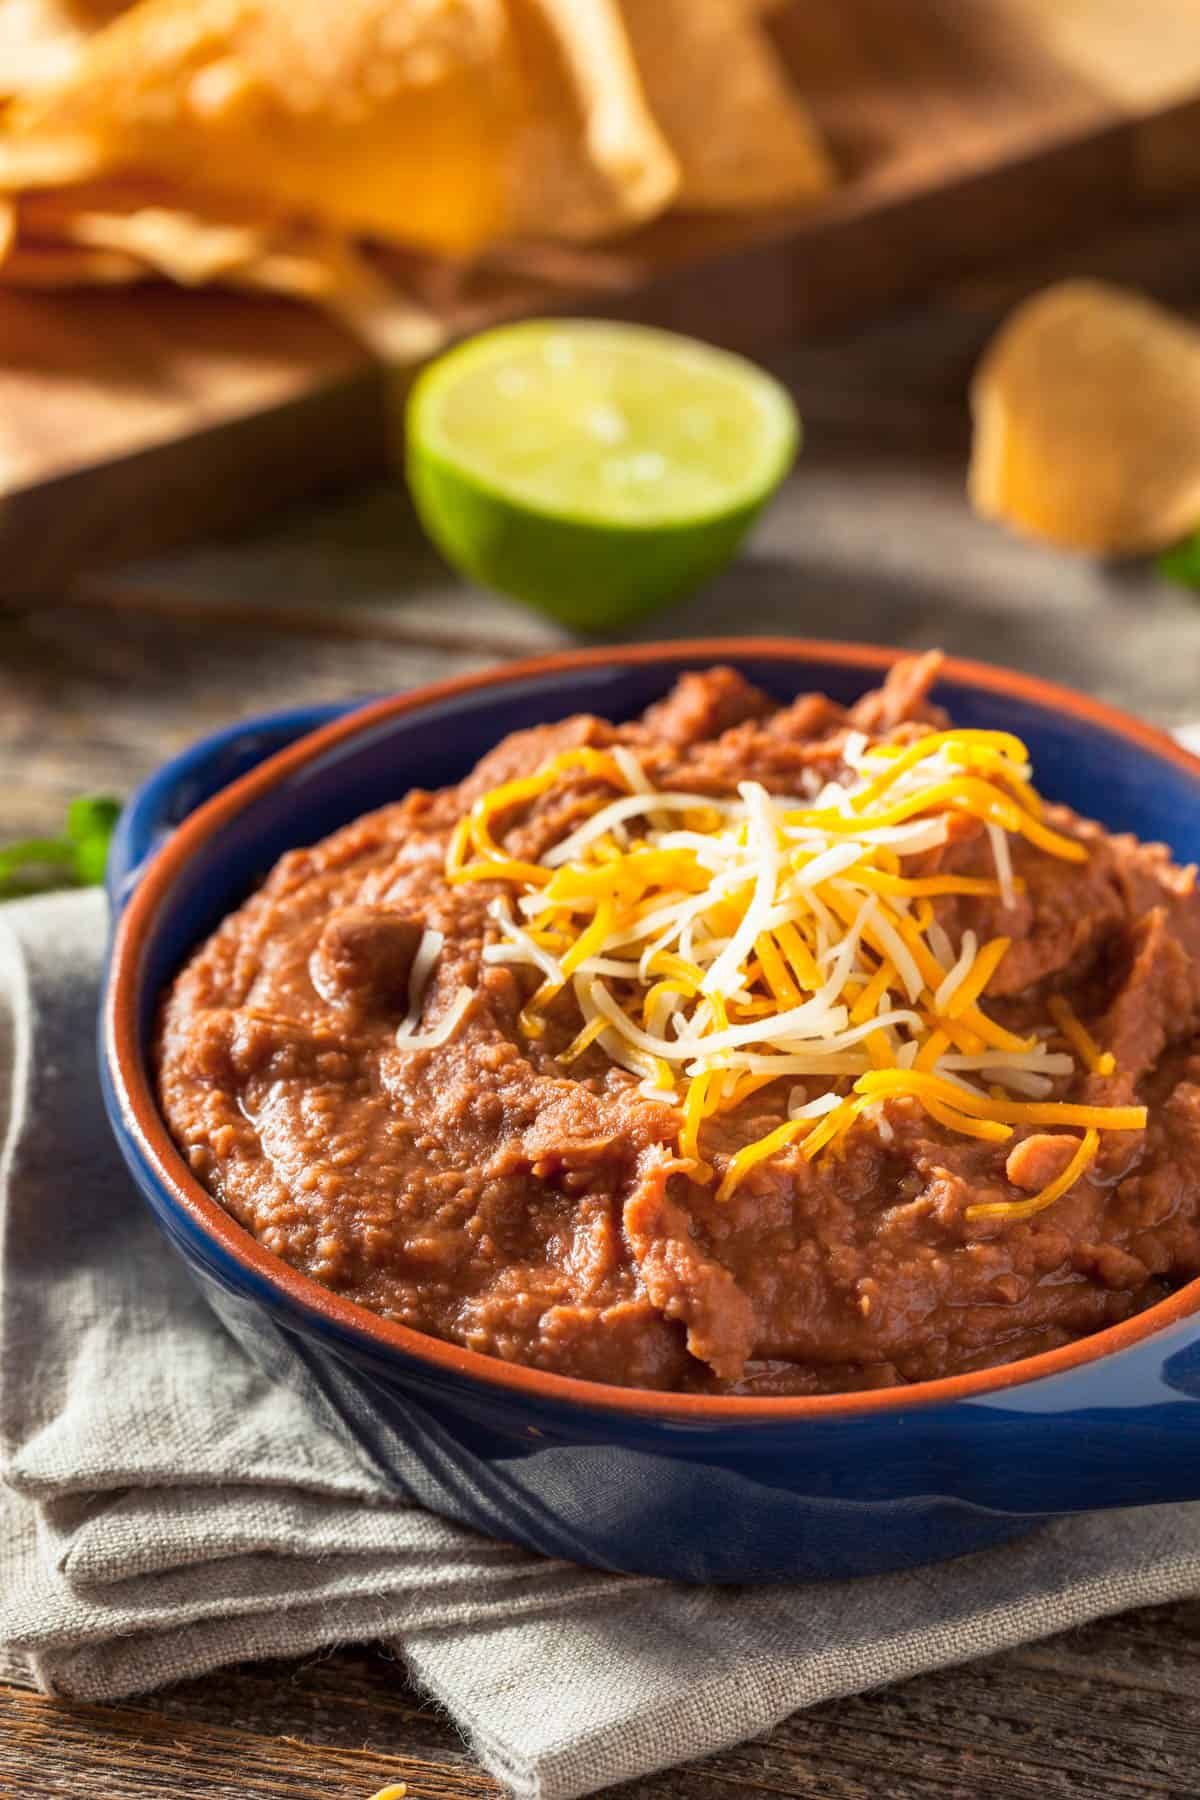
401, 319, 799, 630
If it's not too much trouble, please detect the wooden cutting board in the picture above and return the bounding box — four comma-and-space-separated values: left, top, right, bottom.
4, 0, 1200, 597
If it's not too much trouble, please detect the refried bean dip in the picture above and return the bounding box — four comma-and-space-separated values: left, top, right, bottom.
157, 656, 1200, 1395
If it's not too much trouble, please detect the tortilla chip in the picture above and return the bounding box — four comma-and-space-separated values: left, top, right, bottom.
502, 0, 677, 242
0, 0, 87, 94
0, 0, 680, 254
617, 0, 834, 210
1, 0, 524, 253
4, 173, 443, 350
970, 280, 1200, 555
0, 237, 145, 281
0, 129, 106, 185
14, 180, 274, 281
0, 0, 128, 97
70, 205, 265, 280
0, 151, 449, 350
230, 233, 447, 359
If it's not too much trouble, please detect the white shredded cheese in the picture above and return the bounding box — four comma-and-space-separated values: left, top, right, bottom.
926, 920, 955, 967
988, 821, 1016, 911
485, 897, 564, 986
394, 984, 472, 1051
393, 927, 444, 1039
787, 1089, 842, 1119
700, 783, 780, 997
544, 790, 738, 868
934, 929, 978, 1014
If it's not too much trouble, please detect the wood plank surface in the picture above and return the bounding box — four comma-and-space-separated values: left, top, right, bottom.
6, 1600, 1200, 1798
7, 0, 1200, 597
6, 177, 1200, 1800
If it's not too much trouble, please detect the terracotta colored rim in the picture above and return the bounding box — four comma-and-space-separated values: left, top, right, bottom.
107, 638, 1200, 1422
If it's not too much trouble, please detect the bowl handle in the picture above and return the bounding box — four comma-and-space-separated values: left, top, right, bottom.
105, 703, 353, 918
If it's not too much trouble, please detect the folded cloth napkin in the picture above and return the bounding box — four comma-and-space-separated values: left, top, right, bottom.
6, 888, 1200, 1800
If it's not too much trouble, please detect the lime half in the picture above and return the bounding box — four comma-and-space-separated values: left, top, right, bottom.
402, 319, 799, 630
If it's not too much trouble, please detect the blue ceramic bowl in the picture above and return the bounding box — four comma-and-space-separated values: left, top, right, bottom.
102, 640, 1200, 1584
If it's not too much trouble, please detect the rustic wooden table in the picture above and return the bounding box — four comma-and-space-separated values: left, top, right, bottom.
6, 205, 1200, 1798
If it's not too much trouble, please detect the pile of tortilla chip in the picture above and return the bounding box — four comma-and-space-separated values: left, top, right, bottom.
970, 279, 1200, 557
0, 0, 835, 350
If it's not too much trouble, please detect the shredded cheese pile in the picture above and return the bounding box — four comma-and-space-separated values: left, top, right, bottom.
433, 729, 1146, 1221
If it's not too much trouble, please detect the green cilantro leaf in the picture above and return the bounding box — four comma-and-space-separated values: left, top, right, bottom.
66, 796, 121, 885
1157, 532, 1200, 588
0, 795, 121, 899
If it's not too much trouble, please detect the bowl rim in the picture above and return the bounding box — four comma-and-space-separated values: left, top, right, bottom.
106, 636, 1200, 1422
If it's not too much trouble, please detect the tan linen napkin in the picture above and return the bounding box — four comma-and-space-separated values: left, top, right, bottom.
4, 887, 1200, 1800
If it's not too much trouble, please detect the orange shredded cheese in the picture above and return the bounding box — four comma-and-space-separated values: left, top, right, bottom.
940, 936, 1012, 1019
717, 1071, 782, 1112
849, 728, 1031, 809
756, 931, 801, 1003
800, 1095, 872, 1160
915, 1028, 951, 1072
558, 1014, 608, 1064
966, 1128, 1101, 1220
1048, 994, 1117, 1077
921, 1095, 1012, 1142
850, 959, 895, 1025
853, 1068, 1145, 1131
715, 1118, 808, 1203
680, 1071, 714, 1179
